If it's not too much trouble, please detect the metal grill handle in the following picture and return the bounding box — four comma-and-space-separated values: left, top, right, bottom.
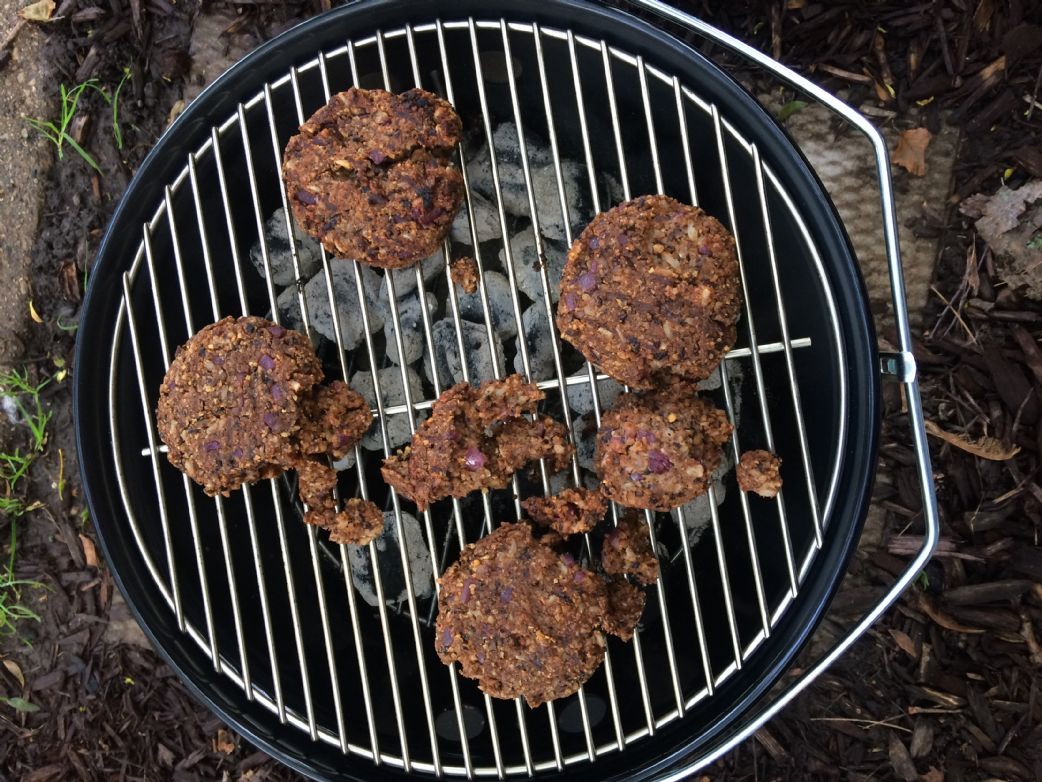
629, 2, 940, 777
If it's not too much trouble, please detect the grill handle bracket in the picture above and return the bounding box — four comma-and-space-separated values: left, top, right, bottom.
879, 351, 917, 383
628, 2, 939, 778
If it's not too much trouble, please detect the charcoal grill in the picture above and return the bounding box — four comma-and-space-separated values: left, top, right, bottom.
74, 1, 939, 779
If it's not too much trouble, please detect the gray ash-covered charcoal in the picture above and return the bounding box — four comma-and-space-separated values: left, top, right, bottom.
464, 123, 585, 242
697, 366, 722, 392
499, 161, 585, 242
572, 414, 597, 472
378, 252, 445, 301
384, 291, 439, 366
332, 450, 357, 473
451, 191, 501, 246
464, 123, 554, 197
349, 366, 425, 451
499, 229, 566, 304
348, 510, 433, 608
566, 375, 623, 416
455, 270, 518, 339
601, 171, 625, 207
249, 208, 323, 286
514, 304, 557, 380
424, 318, 504, 388
278, 263, 383, 348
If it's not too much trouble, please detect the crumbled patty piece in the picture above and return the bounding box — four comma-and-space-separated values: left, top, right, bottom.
156, 316, 373, 535
293, 455, 340, 525
298, 380, 373, 458
737, 450, 782, 498
381, 375, 573, 510
538, 529, 567, 551
283, 87, 464, 269
521, 488, 607, 536
437, 522, 618, 707
450, 256, 479, 294
596, 381, 732, 511
602, 578, 646, 642
327, 498, 384, 545
602, 514, 660, 586
557, 194, 741, 389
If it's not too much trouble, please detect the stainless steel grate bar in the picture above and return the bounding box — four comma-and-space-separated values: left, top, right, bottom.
341, 38, 424, 771
140, 225, 219, 669
472, 17, 604, 767
430, 20, 527, 775
669, 72, 723, 689
495, 18, 612, 762
272, 68, 353, 756
566, 27, 657, 738
207, 119, 320, 727
630, 53, 694, 716
711, 104, 800, 597
187, 157, 289, 705
752, 144, 823, 549
163, 184, 255, 698
312, 47, 386, 764
120, 274, 184, 633
133, 335, 815, 449
673, 76, 699, 207
236, 97, 319, 739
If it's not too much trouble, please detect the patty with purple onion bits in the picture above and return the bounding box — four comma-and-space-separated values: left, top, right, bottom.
595, 380, 732, 511
156, 316, 380, 543
436, 522, 643, 706
282, 87, 463, 269
556, 194, 742, 389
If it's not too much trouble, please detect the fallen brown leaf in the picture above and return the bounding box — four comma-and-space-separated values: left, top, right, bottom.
958, 179, 1042, 300
893, 127, 932, 176
18, 0, 55, 21
889, 628, 918, 658
922, 768, 944, 782
3, 658, 25, 687
916, 593, 985, 634
79, 534, 98, 568
214, 728, 235, 754
924, 420, 1021, 460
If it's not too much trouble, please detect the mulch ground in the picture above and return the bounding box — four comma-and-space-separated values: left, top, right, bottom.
1, 1, 1040, 780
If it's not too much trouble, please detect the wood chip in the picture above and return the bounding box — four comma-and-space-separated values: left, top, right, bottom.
754, 727, 790, 761
214, 728, 235, 754
944, 579, 1033, 605
79, 534, 98, 568
888, 734, 920, 781
893, 128, 932, 176
1012, 325, 1042, 386
924, 419, 1020, 460
910, 719, 934, 758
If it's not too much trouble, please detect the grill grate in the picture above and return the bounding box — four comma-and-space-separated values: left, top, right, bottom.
108, 18, 849, 777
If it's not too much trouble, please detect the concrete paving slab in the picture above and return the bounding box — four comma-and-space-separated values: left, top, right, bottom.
756, 89, 956, 331
0, 2, 52, 368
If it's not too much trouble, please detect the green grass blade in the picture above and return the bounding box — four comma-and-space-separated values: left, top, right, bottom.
61, 134, 101, 173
